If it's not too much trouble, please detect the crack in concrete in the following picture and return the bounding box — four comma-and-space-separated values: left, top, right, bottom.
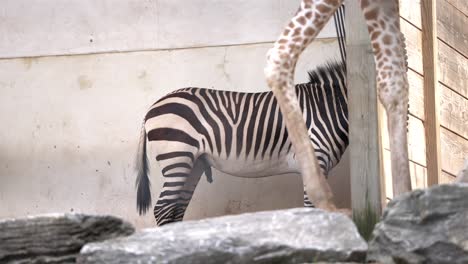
221, 47, 231, 82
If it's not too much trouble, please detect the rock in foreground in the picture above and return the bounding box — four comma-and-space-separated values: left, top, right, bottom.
368, 183, 468, 264
0, 213, 135, 263
79, 208, 367, 264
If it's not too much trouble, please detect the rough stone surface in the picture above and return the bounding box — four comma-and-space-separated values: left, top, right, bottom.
78, 208, 367, 264
0, 213, 135, 263
368, 183, 468, 264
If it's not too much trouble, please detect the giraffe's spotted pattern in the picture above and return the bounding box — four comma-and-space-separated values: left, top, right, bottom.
265, 0, 411, 211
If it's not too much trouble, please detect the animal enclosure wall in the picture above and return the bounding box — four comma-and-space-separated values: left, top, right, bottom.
382, 0, 467, 199
0, 0, 350, 229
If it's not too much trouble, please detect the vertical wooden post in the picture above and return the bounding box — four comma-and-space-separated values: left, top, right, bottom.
347, 1, 383, 239
421, 0, 441, 186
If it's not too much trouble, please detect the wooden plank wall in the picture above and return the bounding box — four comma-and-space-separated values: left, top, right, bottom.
383, 0, 468, 199
437, 0, 468, 183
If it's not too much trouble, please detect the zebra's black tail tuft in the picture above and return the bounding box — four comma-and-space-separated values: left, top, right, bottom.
135, 121, 152, 215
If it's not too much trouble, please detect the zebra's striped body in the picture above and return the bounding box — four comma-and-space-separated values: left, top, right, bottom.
136, 62, 348, 226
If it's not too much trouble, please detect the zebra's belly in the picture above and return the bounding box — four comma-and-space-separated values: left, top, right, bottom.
206, 154, 299, 178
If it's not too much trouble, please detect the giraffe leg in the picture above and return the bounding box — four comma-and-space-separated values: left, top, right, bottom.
265, 0, 343, 211
303, 162, 328, 207
360, 0, 411, 196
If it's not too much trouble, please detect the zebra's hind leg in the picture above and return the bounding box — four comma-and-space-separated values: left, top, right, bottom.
154, 155, 208, 226
303, 191, 315, 208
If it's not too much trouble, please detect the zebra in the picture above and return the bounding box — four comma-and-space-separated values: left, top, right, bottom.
135, 61, 348, 226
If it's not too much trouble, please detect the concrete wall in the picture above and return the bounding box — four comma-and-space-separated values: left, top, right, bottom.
0, 0, 350, 228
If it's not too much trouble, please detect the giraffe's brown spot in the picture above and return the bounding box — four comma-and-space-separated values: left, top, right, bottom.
364, 8, 378, 21
278, 38, 288, 44
316, 20, 326, 29
288, 22, 294, 28
378, 61, 384, 68
361, 0, 369, 8
284, 29, 290, 35
382, 35, 392, 45
385, 49, 392, 56
325, 0, 341, 5
278, 45, 286, 50
383, 66, 393, 70
304, 27, 315, 36
372, 43, 381, 54
316, 4, 332, 13
282, 62, 290, 69
379, 20, 386, 29
297, 16, 306, 26
305, 12, 312, 19
293, 36, 303, 43
371, 31, 381, 41
381, 4, 398, 17
293, 27, 302, 36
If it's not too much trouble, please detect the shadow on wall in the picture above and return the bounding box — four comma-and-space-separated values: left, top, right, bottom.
182, 150, 351, 222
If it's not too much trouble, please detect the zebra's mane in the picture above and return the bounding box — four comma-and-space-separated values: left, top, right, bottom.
307, 61, 345, 85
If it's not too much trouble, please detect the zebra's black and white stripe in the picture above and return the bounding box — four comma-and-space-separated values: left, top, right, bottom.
135, 62, 348, 226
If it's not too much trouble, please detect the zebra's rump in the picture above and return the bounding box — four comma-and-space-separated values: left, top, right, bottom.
145, 87, 294, 163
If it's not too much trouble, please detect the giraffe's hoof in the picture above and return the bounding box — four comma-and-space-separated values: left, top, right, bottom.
335, 208, 352, 218
315, 200, 337, 212
316, 202, 351, 218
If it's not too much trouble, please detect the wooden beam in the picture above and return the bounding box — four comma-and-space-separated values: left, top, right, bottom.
347, 0, 383, 237
421, 0, 441, 186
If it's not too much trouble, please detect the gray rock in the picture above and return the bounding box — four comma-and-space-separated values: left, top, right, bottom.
78, 208, 367, 264
0, 213, 135, 263
368, 183, 468, 264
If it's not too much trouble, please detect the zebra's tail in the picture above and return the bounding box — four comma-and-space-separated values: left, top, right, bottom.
135, 121, 151, 215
